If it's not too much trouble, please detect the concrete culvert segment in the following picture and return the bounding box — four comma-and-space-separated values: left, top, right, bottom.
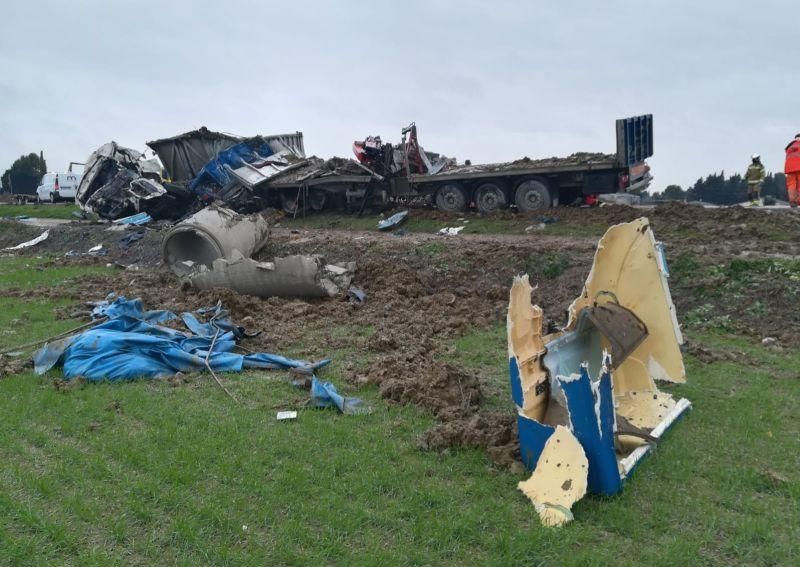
162, 206, 269, 275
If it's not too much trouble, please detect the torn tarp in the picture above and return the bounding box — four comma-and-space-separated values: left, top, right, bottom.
311, 377, 373, 415
34, 295, 328, 381
508, 218, 691, 526
3, 230, 49, 250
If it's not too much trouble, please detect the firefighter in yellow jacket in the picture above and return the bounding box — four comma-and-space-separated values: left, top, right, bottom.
745, 154, 765, 205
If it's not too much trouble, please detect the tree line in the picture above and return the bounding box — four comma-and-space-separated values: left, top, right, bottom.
1, 152, 47, 194
649, 172, 788, 205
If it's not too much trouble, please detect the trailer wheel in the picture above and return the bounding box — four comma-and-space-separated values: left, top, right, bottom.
308, 189, 327, 211
281, 191, 299, 214
435, 183, 467, 212
514, 179, 551, 211
474, 182, 507, 213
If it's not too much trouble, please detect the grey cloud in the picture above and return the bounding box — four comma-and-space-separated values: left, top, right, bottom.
1, 0, 797, 189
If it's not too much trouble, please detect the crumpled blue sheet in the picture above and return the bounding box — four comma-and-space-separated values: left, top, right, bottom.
311, 377, 373, 415
35, 295, 329, 382
189, 138, 274, 192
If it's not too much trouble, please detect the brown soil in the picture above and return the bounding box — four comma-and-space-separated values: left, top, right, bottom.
3, 203, 799, 466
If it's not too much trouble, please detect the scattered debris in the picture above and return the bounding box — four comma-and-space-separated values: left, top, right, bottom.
347, 286, 367, 303
762, 337, 778, 347
113, 212, 152, 226
378, 210, 409, 231
65, 244, 107, 257
3, 230, 49, 250
598, 193, 641, 206
508, 218, 691, 525
119, 229, 146, 249
276, 411, 298, 421
438, 226, 465, 236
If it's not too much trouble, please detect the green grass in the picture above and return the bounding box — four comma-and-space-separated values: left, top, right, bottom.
280, 211, 606, 238
0, 256, 111, 291
0, 203, 81, 220
0, 259, 799, 564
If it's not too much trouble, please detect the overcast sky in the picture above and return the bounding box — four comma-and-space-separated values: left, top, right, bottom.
1, 1, 797, 190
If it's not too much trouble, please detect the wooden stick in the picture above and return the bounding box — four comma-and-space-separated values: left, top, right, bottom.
204, 328, 238, 404
0, 317, 106, 356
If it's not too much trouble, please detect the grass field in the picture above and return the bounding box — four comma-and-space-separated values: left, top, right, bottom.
0, 203, 81, 220
0, 256, 798, 565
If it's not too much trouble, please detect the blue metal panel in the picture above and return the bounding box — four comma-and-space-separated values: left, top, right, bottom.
558, 363, 623, 496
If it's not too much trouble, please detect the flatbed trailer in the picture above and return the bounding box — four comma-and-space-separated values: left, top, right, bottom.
264, 115, 653, 214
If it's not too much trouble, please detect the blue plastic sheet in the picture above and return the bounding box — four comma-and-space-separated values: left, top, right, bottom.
113, 212, 152, 225
35, 296, 326, 382
311, 377, 372, 415
189, 138, 274, 193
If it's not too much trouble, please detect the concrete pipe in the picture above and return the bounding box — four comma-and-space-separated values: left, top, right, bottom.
162, 206, 269, 275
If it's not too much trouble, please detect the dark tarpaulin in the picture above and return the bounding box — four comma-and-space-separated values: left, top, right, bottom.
147, 127, 241, 182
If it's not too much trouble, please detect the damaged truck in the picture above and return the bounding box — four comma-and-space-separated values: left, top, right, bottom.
264, 115, 653, 214
75, 116, 653, 220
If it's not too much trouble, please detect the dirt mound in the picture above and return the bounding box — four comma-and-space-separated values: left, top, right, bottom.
0, 355, 30, 378
417, 411, 519, 466
364, 354, 482, 416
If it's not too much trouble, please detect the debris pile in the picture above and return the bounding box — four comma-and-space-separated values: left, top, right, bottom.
508, 218, 691, 526
163, 206, 355, 298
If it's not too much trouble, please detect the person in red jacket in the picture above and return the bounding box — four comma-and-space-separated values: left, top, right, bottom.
785, 134, 800, 207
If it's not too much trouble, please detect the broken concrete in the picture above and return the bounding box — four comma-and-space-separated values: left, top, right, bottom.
162, 206, 270, 276
185, 253, 355, 298
509, 218, 691, 525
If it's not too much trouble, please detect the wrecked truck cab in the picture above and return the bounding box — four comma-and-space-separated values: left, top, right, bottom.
509, 218, 691, 526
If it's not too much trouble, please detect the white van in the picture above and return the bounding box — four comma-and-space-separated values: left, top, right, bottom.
36, 172, 82, 203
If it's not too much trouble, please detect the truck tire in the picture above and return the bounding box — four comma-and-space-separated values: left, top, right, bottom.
474, 182, 507, 213
435, 183, 467, 212
308, 189, 327, 211
281, 190, 299, 214
514, 179, 551, 211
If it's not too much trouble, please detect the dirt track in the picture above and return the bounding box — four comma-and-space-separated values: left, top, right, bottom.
2, 203, 799, 465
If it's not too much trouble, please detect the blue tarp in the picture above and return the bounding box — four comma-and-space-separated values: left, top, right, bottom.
34, 295, 328, 382
311, 377, 372, 415
189, 138, 274, 193
113, 212, 152, 225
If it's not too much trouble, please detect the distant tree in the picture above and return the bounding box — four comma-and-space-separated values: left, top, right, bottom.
662, 184, 686, 200
1, 152, 47, 193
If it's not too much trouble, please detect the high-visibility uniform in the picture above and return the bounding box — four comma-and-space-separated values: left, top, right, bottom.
785, 138, 800, 206
745, 162, 765, 202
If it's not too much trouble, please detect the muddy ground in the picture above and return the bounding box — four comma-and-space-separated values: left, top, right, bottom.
2, 203, 799, 465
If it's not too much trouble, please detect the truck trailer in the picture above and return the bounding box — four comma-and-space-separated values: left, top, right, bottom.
264, 114, 653, 214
